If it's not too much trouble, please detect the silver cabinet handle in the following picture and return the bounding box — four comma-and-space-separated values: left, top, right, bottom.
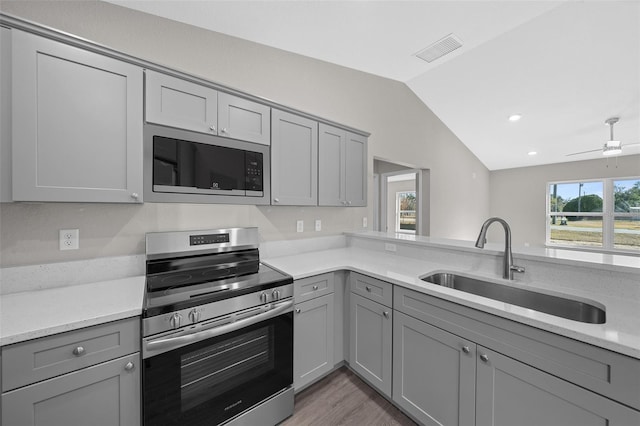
221, 127, 228, 134
462, 345, 471, 354
312, 285, 319, 290
273, 198, 279, 203
295, 308, 301, 314
365, 286, 372, 292
480, 354, 490, 363
124, 362, 135, 371
72, 346, 85, 356
209, 125, 216, 132
131, 193, 139, 200
383, 311, 390, 319
347, 201, 352, 206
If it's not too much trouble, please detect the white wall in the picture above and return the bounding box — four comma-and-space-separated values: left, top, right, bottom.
489, 154, 640, 248
0, 1, 490, 267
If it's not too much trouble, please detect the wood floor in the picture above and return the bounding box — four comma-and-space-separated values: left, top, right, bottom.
281, 367, 417, 426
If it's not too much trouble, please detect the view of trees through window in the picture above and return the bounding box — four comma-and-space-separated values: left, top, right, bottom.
548, 178, 640, 252
396, 191, 416, 233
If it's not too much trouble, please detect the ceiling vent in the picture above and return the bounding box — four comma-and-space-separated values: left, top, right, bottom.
415, 34, 463, 63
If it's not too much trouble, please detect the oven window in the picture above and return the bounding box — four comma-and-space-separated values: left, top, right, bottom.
181, 325, 274, 411
143, 312, 292, 426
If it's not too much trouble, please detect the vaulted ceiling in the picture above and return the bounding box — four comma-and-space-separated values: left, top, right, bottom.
106, 0, 640, 170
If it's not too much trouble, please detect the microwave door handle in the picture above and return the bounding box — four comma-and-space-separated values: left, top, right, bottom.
143, 299, 293, 358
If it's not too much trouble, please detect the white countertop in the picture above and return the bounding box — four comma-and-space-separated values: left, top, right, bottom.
0, 276, 145, 347
263, 246, 640, 359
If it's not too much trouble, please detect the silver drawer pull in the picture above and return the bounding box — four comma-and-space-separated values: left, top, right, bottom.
295, 308, 301, 314
124, 362, 135, 371
365, 286, 372, 292
383, 311, 390, 319
312, 285, 319, 290
72, 346, 85, 356
480, 354, 490, 363
462, 345, 471, 354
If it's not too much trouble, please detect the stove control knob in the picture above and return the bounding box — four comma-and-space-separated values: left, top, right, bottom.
272, 289, 281, 301
260, 292, 269, 304
170, 313, 182, 329
189, 309, 201, 324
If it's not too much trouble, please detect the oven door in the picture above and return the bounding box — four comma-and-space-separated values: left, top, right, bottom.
142, 301, 293, 426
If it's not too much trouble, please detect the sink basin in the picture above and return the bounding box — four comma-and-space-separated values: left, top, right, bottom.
420, 272, 606, 324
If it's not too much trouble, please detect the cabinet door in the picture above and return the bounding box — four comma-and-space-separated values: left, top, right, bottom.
476, 346, 640, 426
349, 293, 392, 398
294, 294, 334, 391
218, 92, 270, 145
12, 31, 143, 203
271, 109, 318, 205
318, 123, 346, 206
345, 131, 367, 207
393, 311, 476, 426
145, 70, 217, 135
2, 353, 141, 426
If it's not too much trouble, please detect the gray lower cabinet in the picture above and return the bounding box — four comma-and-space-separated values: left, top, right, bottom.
318, 123, 367, 207
271, 109, 318, 206
393, 311, 476, 426
349, 292, 392, 398
393, 286, 640, 426
11, 30, 143, 203
475, 346, 639, 426
294, 293, 335, 391
1, 318, 141, 426
2, 353, 140, 426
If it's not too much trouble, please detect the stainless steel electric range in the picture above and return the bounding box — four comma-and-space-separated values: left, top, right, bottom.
141, 227, 294, 426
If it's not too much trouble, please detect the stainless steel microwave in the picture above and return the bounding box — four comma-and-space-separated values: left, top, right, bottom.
144, 124, 270, 204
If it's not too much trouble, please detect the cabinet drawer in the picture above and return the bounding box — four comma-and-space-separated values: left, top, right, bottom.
394, 286, 640, 410
2, 317, 139, 392
294, 273, 334, 303
350, 273, 393, 307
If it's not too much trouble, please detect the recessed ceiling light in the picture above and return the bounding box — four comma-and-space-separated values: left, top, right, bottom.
508, 114, 522, 122
527, 151, 537, 156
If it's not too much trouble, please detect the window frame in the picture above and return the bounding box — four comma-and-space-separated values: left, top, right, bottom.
395, 190, 416, 234
546, 176, 640, 253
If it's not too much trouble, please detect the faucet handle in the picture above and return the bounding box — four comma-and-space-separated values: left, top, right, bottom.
510, 265, 525, 274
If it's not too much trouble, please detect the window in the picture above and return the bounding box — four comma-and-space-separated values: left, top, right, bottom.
547, 177, 640, 253
396, 191, 416, 234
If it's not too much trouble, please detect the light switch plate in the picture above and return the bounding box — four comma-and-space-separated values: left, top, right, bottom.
296, 220, 304, 233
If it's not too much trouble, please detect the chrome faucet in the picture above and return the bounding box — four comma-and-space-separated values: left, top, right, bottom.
475, 217, 525, 280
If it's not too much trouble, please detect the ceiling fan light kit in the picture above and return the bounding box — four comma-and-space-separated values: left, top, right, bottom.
602, 140, 622, 156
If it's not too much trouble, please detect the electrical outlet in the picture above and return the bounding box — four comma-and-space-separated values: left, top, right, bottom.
296, 220, 304, 233
385, 243, 397, 252
315, 219, 322, 232
362, 217, 368, 228
59, 229, 79, 250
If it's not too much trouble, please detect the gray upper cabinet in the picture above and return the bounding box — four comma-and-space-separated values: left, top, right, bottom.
1, 27, 12, 202
218, 92, 270, 145
319, 123, 367, 207
145, 70, 218, 135
11, 30, 143, 203
145, 71, 270, 145
271, 109, 318, 205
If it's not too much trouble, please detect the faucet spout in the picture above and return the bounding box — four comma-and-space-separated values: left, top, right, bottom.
475, 217, 524, 280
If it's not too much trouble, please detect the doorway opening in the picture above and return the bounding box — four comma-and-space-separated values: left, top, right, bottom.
373, 159, 430, 236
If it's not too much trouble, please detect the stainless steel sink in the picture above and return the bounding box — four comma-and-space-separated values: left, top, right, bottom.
421, 272, 606, 324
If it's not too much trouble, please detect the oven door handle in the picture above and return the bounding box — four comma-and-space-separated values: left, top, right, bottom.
143, 299, 293, 358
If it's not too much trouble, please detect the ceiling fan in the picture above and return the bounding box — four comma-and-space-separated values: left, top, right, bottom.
566, 117, 640, 157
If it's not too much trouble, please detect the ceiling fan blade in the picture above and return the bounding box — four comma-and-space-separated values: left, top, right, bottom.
566, 148, 601, 156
